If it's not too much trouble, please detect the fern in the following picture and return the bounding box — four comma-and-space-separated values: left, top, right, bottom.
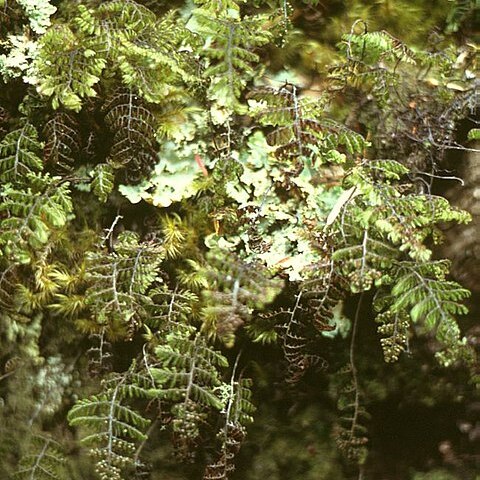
193, 5, 272, 112
102, 91, 158, 183
35, 24, 106, 111
82, 231, 165, 340
90, 164, 115, 203
248, 84, 368, 165
277, 292, 325, 384
150, 329, 229, 460
381, 260, 470, 358
323, 159, 472, 362
68, 369, 151, 480
204, 362, 255, 480
332, 364, 369, 465
43, 112, 80, 173
181, 249, 283, 347
0, 173, 72, 265
0, 122, 43, 181
14, 434, 66, 480
75, 2, 193, 104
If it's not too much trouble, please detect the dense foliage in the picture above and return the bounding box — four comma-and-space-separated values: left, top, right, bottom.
0, 0, 478, 479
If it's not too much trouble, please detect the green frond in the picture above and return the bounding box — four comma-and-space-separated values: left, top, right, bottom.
248, 85, 368, 165
43, 112, 80, 173
0, 122, 43, 181
84, 231, 165, 340
0, 173, 72, 265
14, 434, 66, 480
68, 368, 151, 480
192, 7, 272, 112
149, 329, 229, 460
195, 249, 283, 346
35, 24, 106, 111
90, 163, 115, 203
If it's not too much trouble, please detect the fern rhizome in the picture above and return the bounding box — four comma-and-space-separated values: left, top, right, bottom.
0, 0, 478, 479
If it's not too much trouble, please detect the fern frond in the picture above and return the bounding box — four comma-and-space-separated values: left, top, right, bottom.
43, 112, 80, 173
84, 231, 165, 340
102, 91, 158, 183
68, 369, 151, 480
193, 7, 272, 111
0, 122, 43, 181
333, 364, 369, 465
150, 330, 228, 460
90, 163, 115, 203
75, 2, 195, 103
0, 173, 72, 265
277, 292, 325, 384
248, 85, 367, 165
147, 286, 199, 330
204, 372, 255, 480
14, 434, 66, 480
187, 249, 283, 346
35, 24, 106, 111
390, 261, 470, 345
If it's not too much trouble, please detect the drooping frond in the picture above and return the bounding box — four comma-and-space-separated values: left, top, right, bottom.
321, 158, 472, 362
332, 364, 369, 465
382, 260, 471, 359
182, 249, 283, 347
68, 369, 151, 480
75, 2, 194, 103
43, 112, 80, 173
83, 231, 165, 340
150, 329, 229, 461
0, 173, 72, 265
14, 434, 66, 480
203, 371, 255, 480
0, 122, 43, 181
248, 84, 368, 166
35, 24, 106, 111
193, 5, 272, 111
277, 292, 325, 384
102, 91, 159, 183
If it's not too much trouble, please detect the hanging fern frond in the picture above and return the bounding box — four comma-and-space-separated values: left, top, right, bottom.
248, 85, 367, 166
68, 369, 151, 480
43, 112, 80, 173
193, 6, 272, 112
83, 231, 165, 340
277, 293, 325, 384
0, 122, 43, 181
90, 163, 115, 203
332, 364, 369, 465
374, 308, 410, 363
0, 173, 72, 265
102, 91, 158, 183
385, 260, 470, 354
75, 2, 195, 103
35, 24, 107, 111
150, 329, 228, 461
14, 434, 66, 480
204, 365, 255, 480
183, 249, 283, 347
301, 257, 348, 332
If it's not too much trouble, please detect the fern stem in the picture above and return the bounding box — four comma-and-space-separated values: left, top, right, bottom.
28, 437, 50, 480
349, 293, 363, 437
107, 382, 121, 462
